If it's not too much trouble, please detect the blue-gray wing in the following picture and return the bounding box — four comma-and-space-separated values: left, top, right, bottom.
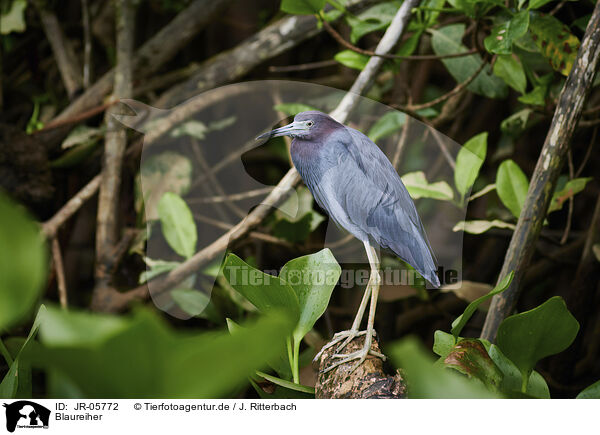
305, 127, 439, 287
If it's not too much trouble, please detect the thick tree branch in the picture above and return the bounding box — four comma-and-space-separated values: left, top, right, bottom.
481, 1, 600, 342
94, 0, 135, 297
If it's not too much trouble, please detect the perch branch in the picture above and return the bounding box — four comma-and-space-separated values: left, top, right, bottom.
481, 1, 600, 342
51, 238, 68, 309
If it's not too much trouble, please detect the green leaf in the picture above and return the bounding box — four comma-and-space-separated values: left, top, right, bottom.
139, 258, 180, 284
50, 140, 100, 169
171, 289, 220, 322
443, 339, 503, 392
34, 306, 294, 398
529, 14, 580, 76
496, 296, 579, 389
401, 171, 454, 201
222, 254, 300, 322
528, 0, 554, 8
488, 344, 550, 398
0, 305, 46, 398
334, 50, 369, 70
0, 0, 27, 34
518, 85, 547, 105
0, 192, 47, 331
345, 1, 400, 43
390, 337, 499, 398
157, 192, 197, 259
548, 177, 592, 213
430, 24, 507, 99
272, 186, 324, 243
136, 151, 192, 221
279, 249, 341, 344
577, 379, 600, 399
432, 330, 456, 359
493, 55, 527, 93
170, 120, 208, 140
255, 371, 315, 395
452, 219, 516, 234
367, 111, 407, 143
280, 0, 326, 14
274, 103, 318, 116
454, 132, 487, 198
500, 108, 534, 136
451, 272, 514, 338
484, 11, 530, 55
496, 159, 529, 218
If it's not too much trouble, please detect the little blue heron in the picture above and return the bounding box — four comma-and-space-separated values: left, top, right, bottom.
257, 111, 439, 372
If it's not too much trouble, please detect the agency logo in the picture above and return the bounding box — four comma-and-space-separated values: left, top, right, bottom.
3, 401, 50, 432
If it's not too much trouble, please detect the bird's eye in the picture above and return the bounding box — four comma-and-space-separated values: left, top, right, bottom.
306, 121, 314, 128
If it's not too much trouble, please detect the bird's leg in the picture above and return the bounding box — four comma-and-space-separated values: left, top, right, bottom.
321, 242, 386, 374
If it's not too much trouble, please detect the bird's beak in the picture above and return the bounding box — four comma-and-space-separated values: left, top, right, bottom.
255, 121, 306, 140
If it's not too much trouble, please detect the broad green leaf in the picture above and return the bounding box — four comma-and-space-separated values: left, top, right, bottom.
453, 219, 516, 234
222, 254, 300, 322
496, 296, 579, 389
50, 140, 100, 169
367, 111, 406, 143
433, 330, 456, 359
0, 192, 47, 331
454, 132, 487, 198
401, 171, 454, 201
334, 50, 369, 70
451, 272, 513, 338
171, 289, 220, 322
274, 103, 318, 116
496, 159, 529, 218
493, 55, 527, 93
488, 344, 550, 398
279, 249, 341, 343
136, 151, 192, 221
518, 85, 547, 105
61, 125, 103, 149
430, 24, 507, 99
484, 11, 530, 55
157, 192, 197, 259
390, 337, 499, 398
34, 306, 294, 398
0, 359, 19, 398
345, 1, 400, 43
548, 177, 592, 213
444, 339, 503, 392
528, 0, 554, 8
577, 379, 600, 399
529, 14, 580, 76
280, 0, 326, 14
0, 0, 27, 34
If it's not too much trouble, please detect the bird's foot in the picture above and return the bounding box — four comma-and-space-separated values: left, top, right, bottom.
321, 332, 386, 374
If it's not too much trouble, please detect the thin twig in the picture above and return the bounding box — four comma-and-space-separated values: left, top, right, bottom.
187, 187, 274, 204
34, 0, 82, 98
34, 99, 117, 133
51, 238, 68, 309
194, 214, 293, 248
575, 126, 597, 177
392, 115, 411, 169
400, 57, 487, 111
322, 20, 478, 61
82, 0, 92, 89
42, 175, 101, 238
269, 60, 338, 73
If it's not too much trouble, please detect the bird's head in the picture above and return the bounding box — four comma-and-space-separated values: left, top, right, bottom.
255, 110, 339, 141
